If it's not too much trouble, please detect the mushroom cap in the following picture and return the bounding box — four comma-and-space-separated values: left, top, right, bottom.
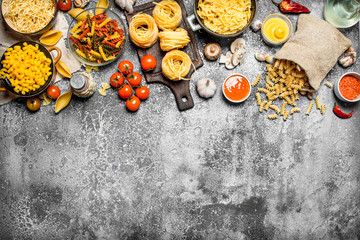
230, 38, 245, 54
204, 43, 222, 60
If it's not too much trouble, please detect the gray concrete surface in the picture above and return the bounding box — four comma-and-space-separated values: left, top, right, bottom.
1, 0, 360, 239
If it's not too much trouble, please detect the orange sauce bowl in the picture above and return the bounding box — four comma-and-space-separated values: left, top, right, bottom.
222, 74, 251, 103
334, 72, 360, 103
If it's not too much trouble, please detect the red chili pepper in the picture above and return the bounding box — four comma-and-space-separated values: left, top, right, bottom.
333, 103, 354, 119
278, 0, 310, 13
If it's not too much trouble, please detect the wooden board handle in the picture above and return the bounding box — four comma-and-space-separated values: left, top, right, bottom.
171, 81, 194, 111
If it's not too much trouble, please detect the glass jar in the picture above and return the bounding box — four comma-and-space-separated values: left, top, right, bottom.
324, 0, 360, 28
70, 72, 96, 98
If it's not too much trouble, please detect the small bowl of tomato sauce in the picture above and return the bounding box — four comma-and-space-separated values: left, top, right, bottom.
334, 72, 360, 103
223, 74, 251, 103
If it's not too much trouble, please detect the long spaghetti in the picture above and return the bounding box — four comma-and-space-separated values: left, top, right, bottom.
2, 0, 55, 33
129, 13, 159, 48
158, 28, 190, 51
153, 0, 182, 30
162, 50, 192, 81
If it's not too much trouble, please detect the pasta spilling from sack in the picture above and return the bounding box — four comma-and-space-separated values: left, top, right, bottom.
2, 0, 55, 33
158, 28, 190, 51
162, 50, 192, 81
254, 59, 328, 121
197, 0, 252, 35
153, 0, 182, 30
69, 13, 125, 64
129, 13, 159, 48
0, 43, 51, 95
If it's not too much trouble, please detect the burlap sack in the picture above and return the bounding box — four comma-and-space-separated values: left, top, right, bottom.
274, 14, 352, 91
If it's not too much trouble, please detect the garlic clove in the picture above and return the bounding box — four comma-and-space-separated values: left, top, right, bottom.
255, 52, 266, 62
250, 20, 262, 32
196, 78, 217, 98
74, 0, 90, 8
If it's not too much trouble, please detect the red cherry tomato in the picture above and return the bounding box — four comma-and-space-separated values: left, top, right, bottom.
47, 85, 61, 99
141, 55, 157, 71
135, 86, 150, 100
110, 72, 124, 88
26, 97, 41, 111
126, 96, 141, 111
127, 72, 142, 87
57, 0, 72, 11
118, 84, 132, 99
118, 60, 133, 76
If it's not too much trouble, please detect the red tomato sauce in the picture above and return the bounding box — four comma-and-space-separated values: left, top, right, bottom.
223, 75, 250, 101
339, 75, 360, 100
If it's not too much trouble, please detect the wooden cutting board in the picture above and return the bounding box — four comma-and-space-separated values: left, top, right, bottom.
125, 0, 203, 111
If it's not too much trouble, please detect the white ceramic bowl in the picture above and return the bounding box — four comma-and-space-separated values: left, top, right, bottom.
222, 74, 251, 103
334, 72, 360, 103
261, 13, 293, 46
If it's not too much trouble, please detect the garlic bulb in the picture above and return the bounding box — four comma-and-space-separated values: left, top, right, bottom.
196, 78, 217, 98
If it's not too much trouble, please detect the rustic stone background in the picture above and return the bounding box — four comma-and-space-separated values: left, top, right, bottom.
0, 0, 359, 239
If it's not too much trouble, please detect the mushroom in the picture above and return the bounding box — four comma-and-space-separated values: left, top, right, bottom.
219, 51, 235, 69
231, 48, 246, 66
230, 38, 245, 54
204, 43, 221, 60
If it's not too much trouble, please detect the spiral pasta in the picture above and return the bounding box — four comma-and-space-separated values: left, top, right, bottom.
158, 28, 190, 51
162, 50, 192, 81
153, 0, 182, 30
129, 13, 159, 48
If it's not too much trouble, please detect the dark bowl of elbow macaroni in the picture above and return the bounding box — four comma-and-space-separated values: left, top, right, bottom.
0, 41, 62, 97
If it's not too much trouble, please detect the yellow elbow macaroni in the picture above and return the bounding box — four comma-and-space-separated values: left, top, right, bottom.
0, 42, 51, 94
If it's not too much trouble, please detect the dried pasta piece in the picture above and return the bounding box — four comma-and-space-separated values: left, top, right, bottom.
321, 105, 325, 115
270, 105, 280, 114
259, 101, 267, 112
305, 101, 314, 115
325, 81, 333, 88
283, 110, 289, 121
256, 93, 261, 106
252, 74, 261, 87
280, 101, 287, 115
264, 101, 272, 111
257, 88, 270, 94
268, 114, 278, 119
290, 107, 301, 114
315, 97, 320, 109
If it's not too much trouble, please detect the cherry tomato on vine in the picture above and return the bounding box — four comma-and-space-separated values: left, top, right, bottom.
26, 97, 41, 111
141, 55, 157, 71
118, 60, 133, 76
110, 72, 125, 88
126, 96, 141, 111
127, 72, 142, 87
47, 85, 61, 99
118, 84, 132, 99
135, 86, 150, 100
57, 0, 72, 11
